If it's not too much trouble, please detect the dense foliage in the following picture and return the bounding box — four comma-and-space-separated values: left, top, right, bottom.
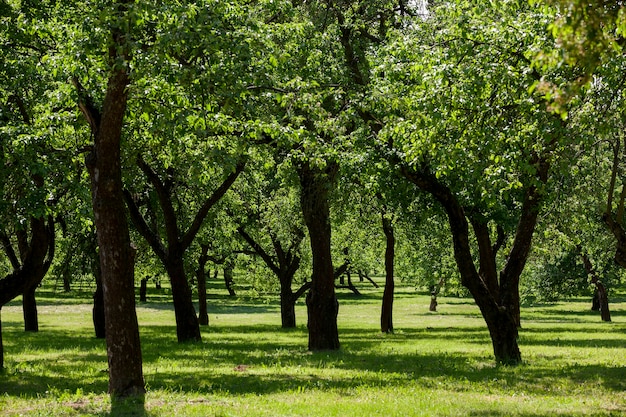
1, 0, 625, 402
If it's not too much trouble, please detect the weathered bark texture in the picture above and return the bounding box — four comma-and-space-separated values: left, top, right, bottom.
580, 250, 611, 322
380, 213, 395, 333
298, 161, 340, 350
401, 157, 548, 365
75, 2, 145, 395
123, 157, 245, 342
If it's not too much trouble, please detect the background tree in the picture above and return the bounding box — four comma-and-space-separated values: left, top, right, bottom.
230, 157, 309, 328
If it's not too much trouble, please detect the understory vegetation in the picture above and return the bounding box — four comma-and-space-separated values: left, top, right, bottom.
1, 281, 625, 417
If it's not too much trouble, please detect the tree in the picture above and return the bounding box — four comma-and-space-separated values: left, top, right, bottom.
245, 0, 409, 350
124, 156, 245, 342
0, 0, 66, 365
73, 0, 145, 398
368, 1, 579, 364
230, 163, 309, 328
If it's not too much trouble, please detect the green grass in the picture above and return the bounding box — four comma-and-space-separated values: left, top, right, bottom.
1, 282, 625, 416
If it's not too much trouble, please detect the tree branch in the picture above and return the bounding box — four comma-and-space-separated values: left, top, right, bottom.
180, 160, 246, 250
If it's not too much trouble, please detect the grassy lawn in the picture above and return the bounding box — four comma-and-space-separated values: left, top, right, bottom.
0, 282, 625, 416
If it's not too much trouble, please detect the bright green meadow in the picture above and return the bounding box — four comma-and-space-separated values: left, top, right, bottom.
1, 282, 625, 416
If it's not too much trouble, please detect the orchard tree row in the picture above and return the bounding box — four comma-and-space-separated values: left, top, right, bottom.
1, 0, 625, 400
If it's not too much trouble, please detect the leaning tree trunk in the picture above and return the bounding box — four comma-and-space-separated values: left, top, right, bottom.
298, 161, 340, 351
380, 214, 395, 333
165, 257, 201, 342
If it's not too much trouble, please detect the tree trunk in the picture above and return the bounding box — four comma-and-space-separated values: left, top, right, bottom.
591, 290, 601, 311
62, 272, 71, 292
580, 250, 611, 322
77, 8, 145, 393
92, 245, 106, 339
224, 262, 236, 297
280, 288, 297, 328
0, 309, 4, 369
22, 283, 38, 332
139, 278, 147, 302
482, 304, 521, 365
380, 214, 395, 333
165, 258, 201, 342
298, 161, 340, 351
93, 281, 106, 339
196, 251, 209, 326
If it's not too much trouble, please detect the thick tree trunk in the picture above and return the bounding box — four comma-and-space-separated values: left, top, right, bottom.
401, 164, 533, 365
380, 214, 395, 333
22, 283, 38, 332
482, 304, 521, 365
77, 12, 145, 393
298, 161, 340, 351
165, 258, 201, 342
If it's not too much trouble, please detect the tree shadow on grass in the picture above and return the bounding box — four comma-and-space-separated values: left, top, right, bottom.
3, 321, 626, 404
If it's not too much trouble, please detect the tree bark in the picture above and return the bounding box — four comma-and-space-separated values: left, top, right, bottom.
139, 278, 147, 303
280, 288, 297, 328
380, 213, 395, 333
75, 2, 145, 394
591, 290, 601, 311
196, 246, 209, 326
298, 161, 340, 351
165, 257, 201, 341
22, 283, 38, 332
93, 280, 106, 339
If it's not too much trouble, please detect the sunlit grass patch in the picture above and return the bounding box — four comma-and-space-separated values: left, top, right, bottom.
1, 285, 625, 416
